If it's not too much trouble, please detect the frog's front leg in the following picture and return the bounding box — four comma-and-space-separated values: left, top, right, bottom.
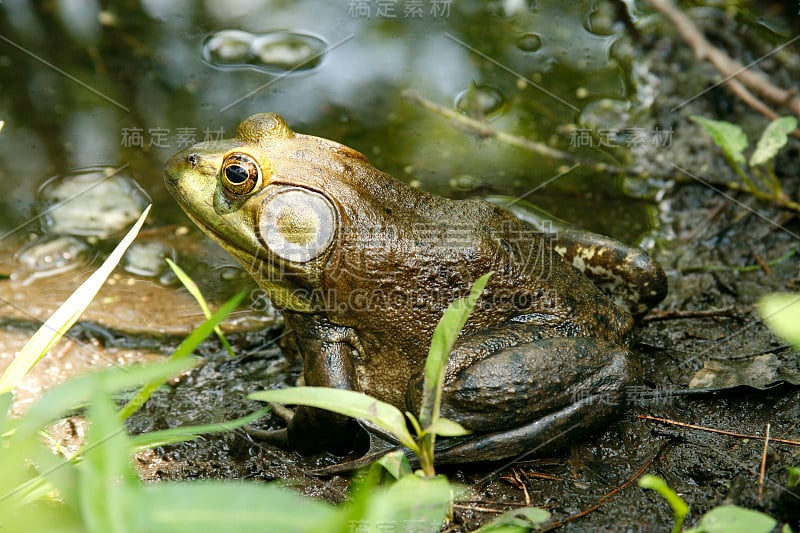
254, 313, 362, 455
407, 328, 637, 464
552, 228, 667, 315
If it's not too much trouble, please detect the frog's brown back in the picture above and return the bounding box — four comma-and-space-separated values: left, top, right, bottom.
308, 146, 632, 355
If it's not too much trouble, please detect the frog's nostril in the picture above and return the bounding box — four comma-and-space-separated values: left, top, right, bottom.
187, 153, 199, 167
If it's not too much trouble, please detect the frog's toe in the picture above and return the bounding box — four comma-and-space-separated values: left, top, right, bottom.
243, 425, 290, 448
242, 402, 294, 447
268, 402, 295, 424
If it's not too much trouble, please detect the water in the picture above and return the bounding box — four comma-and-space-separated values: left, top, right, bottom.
0, 0, 657, 278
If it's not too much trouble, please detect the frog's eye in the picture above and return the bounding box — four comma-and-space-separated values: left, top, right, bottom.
258, 187, 337, 263
221, 153, 262, 195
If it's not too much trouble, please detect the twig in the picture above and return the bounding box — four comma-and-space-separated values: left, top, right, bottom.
678, 244, 800, 274
723, 181, 800, 212
753, 254, 772, 275
758, 423, 770, 504
647, 0, 800, 136
726, 78, 780, 122
541, 450, 661, 531
642, 306, 736, 322
402, 90, 654, 178
639, 416, 800, 447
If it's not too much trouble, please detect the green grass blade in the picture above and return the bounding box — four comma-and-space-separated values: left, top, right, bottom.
138, 482, 338, 532
129, 407, 270, 452
475, 506, 551, 532
15, 359, 197, 440
79, 385, 138, 533
166, 258, 236, 357
0, 205, 152, 394
117, 291, 245, 421
639, 474, 688, 533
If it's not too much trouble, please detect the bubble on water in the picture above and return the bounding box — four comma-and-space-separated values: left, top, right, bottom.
202, 29, 327, 74
582, 4, 617, 36
449, 175, 481, 191
13, 234, 92, 285
37, 167, 151, 238
454, 83, 506, 119
516, 33, 542, 52
216, 264, 247, 282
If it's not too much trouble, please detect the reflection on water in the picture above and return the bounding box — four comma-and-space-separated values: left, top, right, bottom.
0, 0, 654, 243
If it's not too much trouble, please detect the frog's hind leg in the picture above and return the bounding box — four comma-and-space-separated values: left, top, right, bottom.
408, 335, 637, 464
552, 228, 667, 315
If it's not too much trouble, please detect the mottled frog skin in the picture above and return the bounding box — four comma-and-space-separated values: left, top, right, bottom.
164, 113, 667, 463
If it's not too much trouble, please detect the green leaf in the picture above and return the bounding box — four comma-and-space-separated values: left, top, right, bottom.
419, 272, 492, 429
359, 474, 452, 533
375, 449, 413, 480
249, 387, 418, 452
639, 474, 688, 533
166, 259, 236, 357
750, 117, 798, 167
137, 482, 338, 533
690, 116, 748, 166
117, 291, 245, 421
758, 293, 800, 351
0, 205, 152, 394
129, 407, 270, 452
787, 466, 800, 488
692, 505, 777, 533
476, 506, 551, 532
425, 417, 470, 437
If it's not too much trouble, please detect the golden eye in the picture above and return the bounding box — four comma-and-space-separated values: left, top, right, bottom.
221, 153, 262, 195
258, 187, 336, 263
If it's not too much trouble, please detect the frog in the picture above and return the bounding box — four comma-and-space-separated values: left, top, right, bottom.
164, 113, 667, 464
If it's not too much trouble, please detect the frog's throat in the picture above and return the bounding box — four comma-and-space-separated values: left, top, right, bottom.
180, 205, 316, 313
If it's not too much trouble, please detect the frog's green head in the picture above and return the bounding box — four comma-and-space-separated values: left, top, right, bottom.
165, 112, 380, 312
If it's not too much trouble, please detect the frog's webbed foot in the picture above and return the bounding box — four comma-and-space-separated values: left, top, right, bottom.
309, 420, 404, 475
246, 402, 362, 455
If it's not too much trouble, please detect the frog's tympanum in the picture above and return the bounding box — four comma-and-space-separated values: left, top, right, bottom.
164, 113, 667, 463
